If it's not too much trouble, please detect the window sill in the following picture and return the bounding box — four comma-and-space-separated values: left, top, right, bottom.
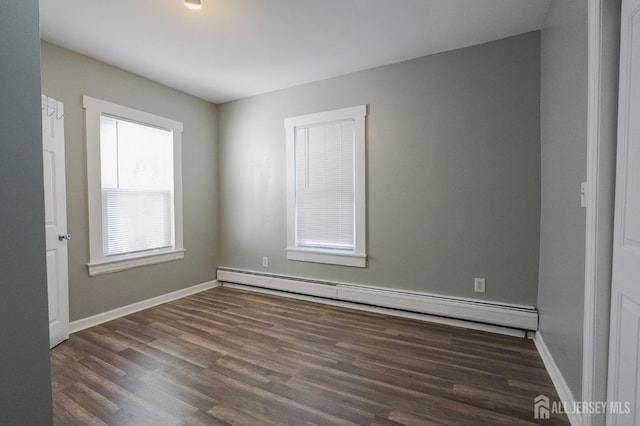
87, 249, 185, 276
286, 247, 366, 268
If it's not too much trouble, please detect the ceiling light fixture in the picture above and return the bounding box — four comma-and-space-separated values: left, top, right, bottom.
184, 0, 202, 10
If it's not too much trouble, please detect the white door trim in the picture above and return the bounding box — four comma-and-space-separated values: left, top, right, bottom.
583, 0, 604, 421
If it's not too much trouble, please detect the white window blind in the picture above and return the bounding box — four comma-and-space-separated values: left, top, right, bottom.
100, 115, 174, 257
294, 119, 355, 251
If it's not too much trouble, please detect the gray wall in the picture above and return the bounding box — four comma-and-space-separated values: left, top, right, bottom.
0, 1, 53, 423
538, 0, 588, 399
219, 32, 541, 306
40, 42, 219, 321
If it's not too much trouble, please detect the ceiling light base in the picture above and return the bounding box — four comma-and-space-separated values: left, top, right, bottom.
184, 0, 202, 10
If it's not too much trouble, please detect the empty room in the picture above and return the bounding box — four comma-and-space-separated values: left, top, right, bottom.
1, 0, 637, 425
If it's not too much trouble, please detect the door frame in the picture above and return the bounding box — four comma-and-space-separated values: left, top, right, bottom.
583, 0, 620, 424
583, 0, 603, 420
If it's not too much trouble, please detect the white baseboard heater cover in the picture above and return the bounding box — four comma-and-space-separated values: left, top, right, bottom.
217, 268, 538, 331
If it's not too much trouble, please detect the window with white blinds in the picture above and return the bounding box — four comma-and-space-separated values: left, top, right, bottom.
295, 121, 355, 250
83, 96, 184, 276
100, 116, 174, 257
285, 105, 367, 267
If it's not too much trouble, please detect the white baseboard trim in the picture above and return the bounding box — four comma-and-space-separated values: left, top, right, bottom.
69, 280, 220, 333
217, 267, 538, 332
534, 332, 582, 426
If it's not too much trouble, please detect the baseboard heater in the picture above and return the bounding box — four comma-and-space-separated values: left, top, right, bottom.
216, 267, 538, 331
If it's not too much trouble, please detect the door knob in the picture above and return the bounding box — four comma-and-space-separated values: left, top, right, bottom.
58, 233, 71, 241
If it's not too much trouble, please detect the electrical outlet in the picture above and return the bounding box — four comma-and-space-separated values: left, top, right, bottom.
474, 278, 486, 293
262, 256, 269, 268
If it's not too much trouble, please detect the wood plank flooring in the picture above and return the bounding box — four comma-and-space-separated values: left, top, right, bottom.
51, 286, 570, 425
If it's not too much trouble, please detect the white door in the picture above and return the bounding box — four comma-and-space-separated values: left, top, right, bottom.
607, 0, 640, 424
42, 95, 70, 348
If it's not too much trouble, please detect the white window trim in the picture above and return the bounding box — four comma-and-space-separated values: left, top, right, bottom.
285, 104, 367, 268
83, 96, 184, 276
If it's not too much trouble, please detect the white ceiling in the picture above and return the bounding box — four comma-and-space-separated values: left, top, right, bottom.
39, 0, 550, 103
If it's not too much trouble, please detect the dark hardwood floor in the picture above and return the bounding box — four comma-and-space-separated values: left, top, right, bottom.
51, 286, 569, 425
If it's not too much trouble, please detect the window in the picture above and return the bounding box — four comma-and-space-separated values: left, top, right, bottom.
83, 96, 184, 276
285, 105, 367, 267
